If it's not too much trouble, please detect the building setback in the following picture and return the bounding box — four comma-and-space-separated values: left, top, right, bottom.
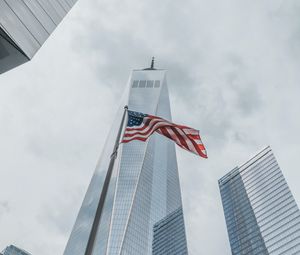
64, 65, 188, 255
219, 146, 300, 254
0, 0, 78, 74
152, 206, 188, 255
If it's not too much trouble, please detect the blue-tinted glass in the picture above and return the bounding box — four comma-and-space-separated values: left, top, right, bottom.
219, 147, 300, 255
2, 245, 31, 255
152, 207, 188, 255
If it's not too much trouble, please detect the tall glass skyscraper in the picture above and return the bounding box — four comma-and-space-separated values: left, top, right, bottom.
219, 146, 300, 254
2, 245, 31, 255
64, 66, 188, 255
0, 0, 78, 74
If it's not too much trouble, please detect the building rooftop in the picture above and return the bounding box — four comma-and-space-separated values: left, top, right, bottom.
2, 245, 31, 255
218, 146, 271, 185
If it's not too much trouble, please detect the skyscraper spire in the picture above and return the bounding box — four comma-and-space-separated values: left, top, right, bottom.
151, 57, 155, 69
143, 57, 156, 70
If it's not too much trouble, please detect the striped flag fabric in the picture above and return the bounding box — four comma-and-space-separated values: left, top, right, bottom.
121, 110, 207, 158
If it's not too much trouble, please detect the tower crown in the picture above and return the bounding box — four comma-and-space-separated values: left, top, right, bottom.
143, 57, 156, 70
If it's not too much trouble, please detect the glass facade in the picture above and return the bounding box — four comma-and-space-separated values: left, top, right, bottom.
0, 0, 78, 74
152, 206, 188, 255
219, 146, 300, 255
2, 245, 31, 255
64, 69, 188, 255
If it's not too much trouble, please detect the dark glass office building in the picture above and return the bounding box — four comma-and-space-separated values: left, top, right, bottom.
152, 206, 188, 255
0, 0, 78, 74
2, 245, 31, 255
219, 146, 300, 254
64, 67, 188, 255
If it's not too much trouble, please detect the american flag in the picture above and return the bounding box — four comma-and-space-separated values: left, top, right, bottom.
121, 110, 207, 158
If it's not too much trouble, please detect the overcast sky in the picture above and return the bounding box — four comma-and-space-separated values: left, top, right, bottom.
1, 0, 300, 254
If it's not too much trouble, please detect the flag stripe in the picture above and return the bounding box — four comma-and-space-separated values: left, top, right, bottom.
122, 136, 148, 143
164, 127, 182, 146
170, 126, 189, 150
189, 137, 207, 158
158, 127, 172, 140
124, 119, 173, 137
174, 127, 199, 155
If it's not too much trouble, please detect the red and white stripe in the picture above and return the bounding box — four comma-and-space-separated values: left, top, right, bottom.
122, 115, 207, 158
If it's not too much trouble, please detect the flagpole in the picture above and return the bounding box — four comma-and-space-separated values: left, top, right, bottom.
84, 105, 128, 255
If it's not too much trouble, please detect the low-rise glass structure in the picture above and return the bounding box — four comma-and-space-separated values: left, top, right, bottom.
2, 245, 31, 255
152, 206, 188, 255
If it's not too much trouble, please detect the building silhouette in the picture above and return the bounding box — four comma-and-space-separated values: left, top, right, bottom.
0, 0, 78, 74
219, 146, 300, 254
152, 206, 188, 255
64, 65, 188, 255
1, 245, 31, 255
